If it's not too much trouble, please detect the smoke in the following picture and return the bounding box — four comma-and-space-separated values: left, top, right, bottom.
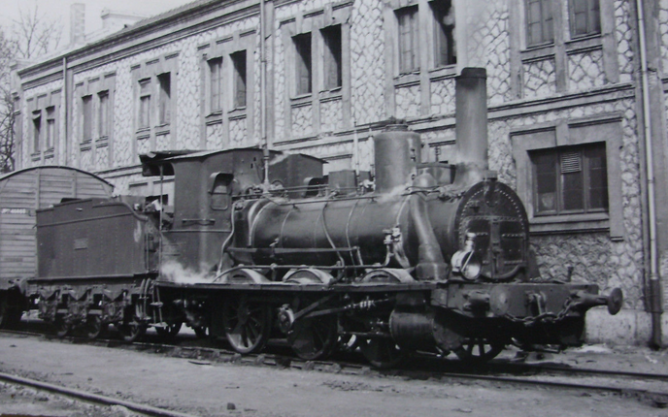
159, 261, 216, 284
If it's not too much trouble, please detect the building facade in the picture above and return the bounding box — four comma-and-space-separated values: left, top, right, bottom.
12, 0, 668, 345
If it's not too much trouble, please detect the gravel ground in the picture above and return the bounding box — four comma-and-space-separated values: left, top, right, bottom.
0, 380, 145, 417
0, 333, 666, 417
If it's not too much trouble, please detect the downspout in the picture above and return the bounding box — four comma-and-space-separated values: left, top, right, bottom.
62, 56, 68, 165
635, 0, 662, 348
260, 0, 270, 188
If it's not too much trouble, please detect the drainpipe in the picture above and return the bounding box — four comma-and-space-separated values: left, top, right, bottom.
260, 0, 270, 188
635, 0, 662, 348
62, 56, 68, 165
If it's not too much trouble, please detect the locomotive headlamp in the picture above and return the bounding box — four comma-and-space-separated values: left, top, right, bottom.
451, 233, 482, 281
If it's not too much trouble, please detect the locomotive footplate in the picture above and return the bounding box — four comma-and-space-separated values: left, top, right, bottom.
155, 280, 438, 293
431, 282, 623, 322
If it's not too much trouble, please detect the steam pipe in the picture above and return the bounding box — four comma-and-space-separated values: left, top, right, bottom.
260, 0, 270, 188
635, 0, 662, 348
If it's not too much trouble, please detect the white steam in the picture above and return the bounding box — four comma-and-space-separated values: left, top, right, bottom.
160, 261, 216, 284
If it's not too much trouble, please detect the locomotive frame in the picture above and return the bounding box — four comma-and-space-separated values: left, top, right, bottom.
2, 68, 623, 367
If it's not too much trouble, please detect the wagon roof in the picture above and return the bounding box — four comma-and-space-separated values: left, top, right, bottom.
0, 165, 114, 189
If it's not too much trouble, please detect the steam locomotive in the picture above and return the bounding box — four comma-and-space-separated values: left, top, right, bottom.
1, 69, 622, 367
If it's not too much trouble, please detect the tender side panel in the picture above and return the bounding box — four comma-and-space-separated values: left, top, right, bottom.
37, 200, 152, 281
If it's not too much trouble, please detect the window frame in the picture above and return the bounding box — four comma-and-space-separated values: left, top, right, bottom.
568, 0, 600, 39
45, 106, 56, 150
81, 94, 93, 143
293, 32, 313, 96
396, 5, 420, 74
430, 0, 456, 68
530, 143, 608, 216
321, 25, 343, 90
98, 91, 110, 139
138, 78, 152, 129
231, 50, 247, 109
32, 111, 41, 152
525, 0, 554, 47
511, 114, 624, 239
157, 72, 171, 126
208, 57, 223, 114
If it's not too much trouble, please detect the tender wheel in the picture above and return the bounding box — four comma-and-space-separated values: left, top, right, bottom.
85, 315, 106, 340
119, 319, 146, 342
288, 316, 338, 360
360, 338, 406, 368
223, 295, 270, 354
53, 317, 70, 338
156, 321, 182, 340
454, 339, 504, 364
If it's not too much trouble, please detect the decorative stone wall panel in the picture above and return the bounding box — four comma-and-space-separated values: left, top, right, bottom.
430, 79, 456, 116
229, 118, 248, 146
320, 99, 343, 133
95, 147, 109, 170
661, 0, 668, 75
206, 123, 224, 150
522, 58, 557, 99
156, 133, 172, 151
137, 138, 150, 155
568, 49, 606, 91
614, 0, 635, 83
291, 105, 313, 136
395, 85, 420, 120
350, 0, 385, 124
482, 0, 511, 104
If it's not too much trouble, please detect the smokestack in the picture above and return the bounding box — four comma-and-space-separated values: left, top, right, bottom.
70, 3, 86, 46
373, 125, 421, 193
455, 67, 488, 169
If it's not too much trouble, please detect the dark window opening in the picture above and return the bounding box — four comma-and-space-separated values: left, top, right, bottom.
231, 51, 247, 109
32, 113, 41, 152
139, 79, 151, 128
98, 91, 109, 138
569, 0, 600, 38
158, 73, 171, 125
294, 33, 312, 95
209, 57, 223, 112
431, 0, 456, 67
210, 174, 234, 211
526, 0, 554, 46
396, 6, 420, 73
322, 25, 342, 89
46, 106, 55, 149
82, 95, 93, 143
531, 142, 608, 216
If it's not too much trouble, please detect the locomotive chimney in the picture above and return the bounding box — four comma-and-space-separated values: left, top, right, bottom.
373, 125, 421, 193
455, 67, 488, 169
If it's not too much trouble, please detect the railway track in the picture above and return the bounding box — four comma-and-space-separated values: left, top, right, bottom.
0, 371, 198, 417
2, 325, 668, 409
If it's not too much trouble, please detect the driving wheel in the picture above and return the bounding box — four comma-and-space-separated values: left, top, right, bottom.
288, 316, 338, 360
360, 337, 406, 368
222, 295, 270, 354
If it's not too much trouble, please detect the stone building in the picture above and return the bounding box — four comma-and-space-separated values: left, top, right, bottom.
11, 0, 668, 346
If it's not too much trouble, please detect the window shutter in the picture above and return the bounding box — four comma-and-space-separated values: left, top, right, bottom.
561, 151, 582, 173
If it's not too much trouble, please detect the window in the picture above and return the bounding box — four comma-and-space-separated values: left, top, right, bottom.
569, 0, 600, 38
531, 143, 608, 215
45, 107, 55, 149
322, 25, 342, 89
32, 113, 41, 152
139, 79, 151, 128
209, 57, 223, 112
82, 95, 93, 143
526, 0, 554, 46
158, 73, 171, 125
98, 91, 109, 138
431, 0, 456, 67
294, 33, 312, 95
210, 174, 233, 210
231, 51, 247, 108
396, 6, 419, 73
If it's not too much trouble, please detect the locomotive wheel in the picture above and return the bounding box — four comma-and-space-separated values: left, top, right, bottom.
119, 320, 146, 342
454, 338, 504, 364
85, 315, 106, 340
288, 316, 338, 360
54, 317, 70, 338
193, 326, 208, 339
223, 295, 270, 354
156, 321, 182, 340
360, 338, 406, 369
